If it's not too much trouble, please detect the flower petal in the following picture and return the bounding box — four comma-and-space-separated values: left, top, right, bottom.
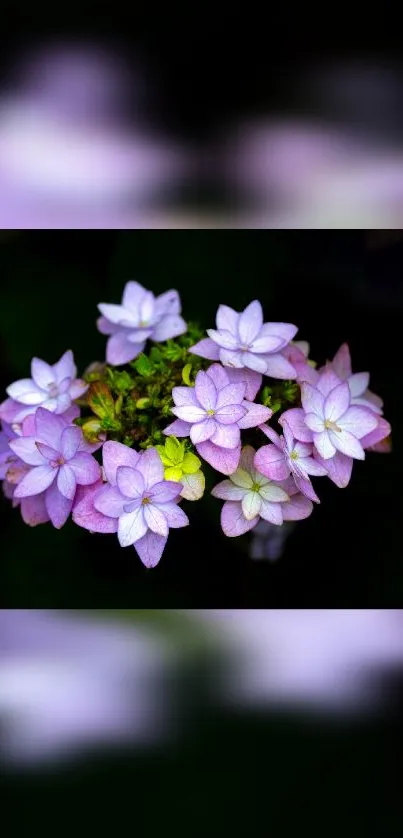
7, 379, 44, 405
237, 401, 272, 429
122, 280, 147, 311
172, 404, 207, 423
189, 338, 221, 361
216, 304, 239, 334
339, 406, 378, 439
60, 425, 82, 460
143, 503, 169, 536
14, 464, 56, 497
305, 413, 325, 432
221, 500, 258, 536
98, 303, 137, 325
154, 289, 181, 317
116, 465, 145, 498
171, 386, 199, 407
215, 382, 246, 409
297, 455, 328, 477
329, 429, 365, 460
324, 382, 351, 422
205, 363, 230, 389
293, 474, 320, 503
106, 333, 145, 365
190, 418, 216, 444
44, 480, 73, 528
35, 407, 65, 448
260, 322, 298, 345
254, 445, 289, 481
150, 480, 182, 503
69, 379, 88, 399
249, 334, 285, 353
261, 353, 297, 379
57, 464, 77, 499
9, 437, 46, 465
161, 502, 189, 527
313, 430, 336, 460
317, 367, 342, 396
258, 424, 282, 446
301, 383, 324, 417
240, 352, 268, 373
238, 300, 263, 344
53, 350, 76, 384
20, 493, 50, 526
314, 450, 353, 488
361, 416, 391, 449
282, 493, 313, 521
331, 343, 351, 379
162, 419, 192, 437
69, 452, 101, 485
219, 349, 244, 368
136, 447, 164, 489
196, 440, 241, 474
195, 370, 217, 410
207, 329, 239, 350
211, 479, 246, 501
259, 500, 283, 525
259, 483, 289, 502
280, 408, 313, 443
210, 422, 240, 449
31, 358, 55, 389
180, 471, 205, 501
242, 491, 262, 520
215, 403, 247, 424
73, 481, 119, 533
348, 372, 370, 397
102, 440, 141, 485
152, 314, 187, 342
134, 530, 167, 568
118, 507, 147, 546
224, 367, 262, 400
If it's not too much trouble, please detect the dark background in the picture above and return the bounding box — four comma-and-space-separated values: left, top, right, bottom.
0, 230, 401, 607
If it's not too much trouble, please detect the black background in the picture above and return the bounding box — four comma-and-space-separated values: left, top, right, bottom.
0, 230, 401, 607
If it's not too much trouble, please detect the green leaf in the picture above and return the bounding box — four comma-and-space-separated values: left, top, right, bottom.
181, 363, 193, 386
165, 466, 183, 481
182, 452, 201, 474
133, 353, 154, 377
87, 381, 116, 420
165, 436, 184, 464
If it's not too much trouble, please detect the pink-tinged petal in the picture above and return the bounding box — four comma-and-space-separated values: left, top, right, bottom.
14, 464, 56, 497
59, 405, 80, 424
136, 447, 164, 489
297, 455, 327, 477
171, 386, 199, 407
152, 314, 187, 342
210, 422, 240, 449
280, 408, 313, 443
172, 404, 206, 423
20, 493, 50, 526
324, 382, 351, 422
293, 340, 310, 357
73, 482, 118, 534
118, 507, 147, 546
261, 353, 296, 379
0, 398, 22, 423
293, 441, 312, 457
301, 383, 324, 417
21, 414, 36, 435
150, 481, 182, 503
238, 401, 272, 430
9, 438, 46, 466
348, 372, 370, 397
144, 504, 169, 536
189, 338, 221, 361
122, 280, 147, 311
329, 429, 365, 460
93, 484, 127, 518
254, 445, 289, 481
295, 363, 320, 385
60, 425, 82, 460
53, 350, 76, 384
238, 300, 263, 344
211, 479, 246, 501
240, 352, 268, 373
259, 500, 283, 525
216, 304, 239, 334
215, 382, 245, 409
249, 334, 285, 353
57, 464, 77, 500
31, 358, 55, 389
219, 348, 244, 368
102, 440, 140, 485
45, 480, 73, 528
69, 379, 89, 399
116, 465, 145, 498
315, 450, 353, 488
224, 367, 262, 400
97, 315, 121, 336
215, 404, 247, 424
331, 343, 351, 379
260, 322, 298, 345
339, 406, 378, 439
313, 430, 336, 460
362, 388, 383, 412
281, 421, 295, 452
317, 367, 342, 396
196, 440, 241, 475
242, 491, 262, 520
293, 474, 320, 503
7, 379, 44, 405
160, 502, 189, 528
195, 370, 217, 410
98, 303, 137, 325
69, 452, 101, 485
361, 417, 391, 449
258, 423, 282, 447
221, 500, 258, 536
106, 333, 145, 366
207, 328, 239, 350
154, 289, 181, 317
190, 418, 216, 444
368, 439, 392, 453
134, 530, 167, 568
304, 413, 324, 432
163, 419, 191, 437
206, 363, 230, 389
35, 407, 65, 448
282, 493, 313, 521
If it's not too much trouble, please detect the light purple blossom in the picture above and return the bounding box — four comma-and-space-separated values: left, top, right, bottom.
9, 408, 101, 528
254, 422, 327, 503
280, 368, 378, 462
211, 445, 313, 536
163, 363, 272, 475
87, 441, 189, 567
97, 280, 187, 365
323, 343, 384, 415
189, 299, 298, 380
0, 350, 87, 426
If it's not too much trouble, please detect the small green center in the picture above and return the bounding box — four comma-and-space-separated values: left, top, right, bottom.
324, 419, 341, 432
290, 450, 299, 460
142, 496, 151, 505
207, 409, 215, 416
251, 481, 262, 492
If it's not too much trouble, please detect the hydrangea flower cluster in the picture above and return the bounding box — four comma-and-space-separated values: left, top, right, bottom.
0, 280, 392, 567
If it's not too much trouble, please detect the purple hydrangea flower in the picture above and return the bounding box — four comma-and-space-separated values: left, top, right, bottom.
280, 368, 378, 461
323, 343, 384, 414
254, 422, 327, 503
97, 280, 187, 365
0, 350, 87, 426
211, 445, 313, 536
86, 441, 189, 567
9, 408, 101, 528
189, 300, 298, 381
163, 363, 272, 475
